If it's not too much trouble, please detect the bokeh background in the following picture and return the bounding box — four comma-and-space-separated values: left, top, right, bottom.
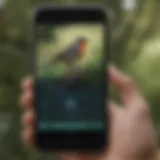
0, 0, 160, 160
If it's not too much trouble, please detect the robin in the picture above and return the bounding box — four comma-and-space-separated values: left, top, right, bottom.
50, 37, 88, 65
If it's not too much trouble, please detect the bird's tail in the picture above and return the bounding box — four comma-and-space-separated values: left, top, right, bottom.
40, 57, 56, 71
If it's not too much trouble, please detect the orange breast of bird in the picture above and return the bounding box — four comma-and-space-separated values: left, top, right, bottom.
80, 41, 86, 58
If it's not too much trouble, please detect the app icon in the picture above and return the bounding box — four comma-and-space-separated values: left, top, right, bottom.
65, 98, 77, 109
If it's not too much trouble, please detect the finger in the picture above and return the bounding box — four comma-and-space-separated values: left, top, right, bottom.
108, 64, 146, 107
21, 76, 34, 91
22, 126, 34, 147
21, 109, 35, 127
107, 101, 121, 141
20, 90, 34, 109
108, 100, 120, 118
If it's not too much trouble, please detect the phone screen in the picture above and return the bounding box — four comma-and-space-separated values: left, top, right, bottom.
35, 22, 106, 134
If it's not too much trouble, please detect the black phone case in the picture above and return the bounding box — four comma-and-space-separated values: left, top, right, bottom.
29, 4, 111, 151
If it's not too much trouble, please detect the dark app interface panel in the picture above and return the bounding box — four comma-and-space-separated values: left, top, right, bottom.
36, 23, 106, 132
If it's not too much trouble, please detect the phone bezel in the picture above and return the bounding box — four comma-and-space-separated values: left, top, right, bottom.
30, 5, 111, 151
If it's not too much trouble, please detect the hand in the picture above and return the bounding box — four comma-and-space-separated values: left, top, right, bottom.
20, 65, 158, 160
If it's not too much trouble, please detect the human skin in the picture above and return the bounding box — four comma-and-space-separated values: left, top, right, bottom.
20, 65, 158, 160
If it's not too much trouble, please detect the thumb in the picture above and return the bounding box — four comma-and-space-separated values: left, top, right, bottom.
107, 101, 120, 120
106, 101, 120, 154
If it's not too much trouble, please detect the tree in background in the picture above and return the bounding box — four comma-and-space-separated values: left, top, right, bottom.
0, 0, 160, 159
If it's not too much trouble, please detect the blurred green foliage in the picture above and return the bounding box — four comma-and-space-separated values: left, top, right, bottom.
0, 0, 160, 159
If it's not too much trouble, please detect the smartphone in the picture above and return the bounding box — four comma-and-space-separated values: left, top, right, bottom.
31, 5, 110, 151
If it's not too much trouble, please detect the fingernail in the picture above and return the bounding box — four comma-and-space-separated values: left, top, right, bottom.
110, 63, 117, 69
109, 63, 118, 73
106, 63, 115, 69
24, 77, 33, 90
